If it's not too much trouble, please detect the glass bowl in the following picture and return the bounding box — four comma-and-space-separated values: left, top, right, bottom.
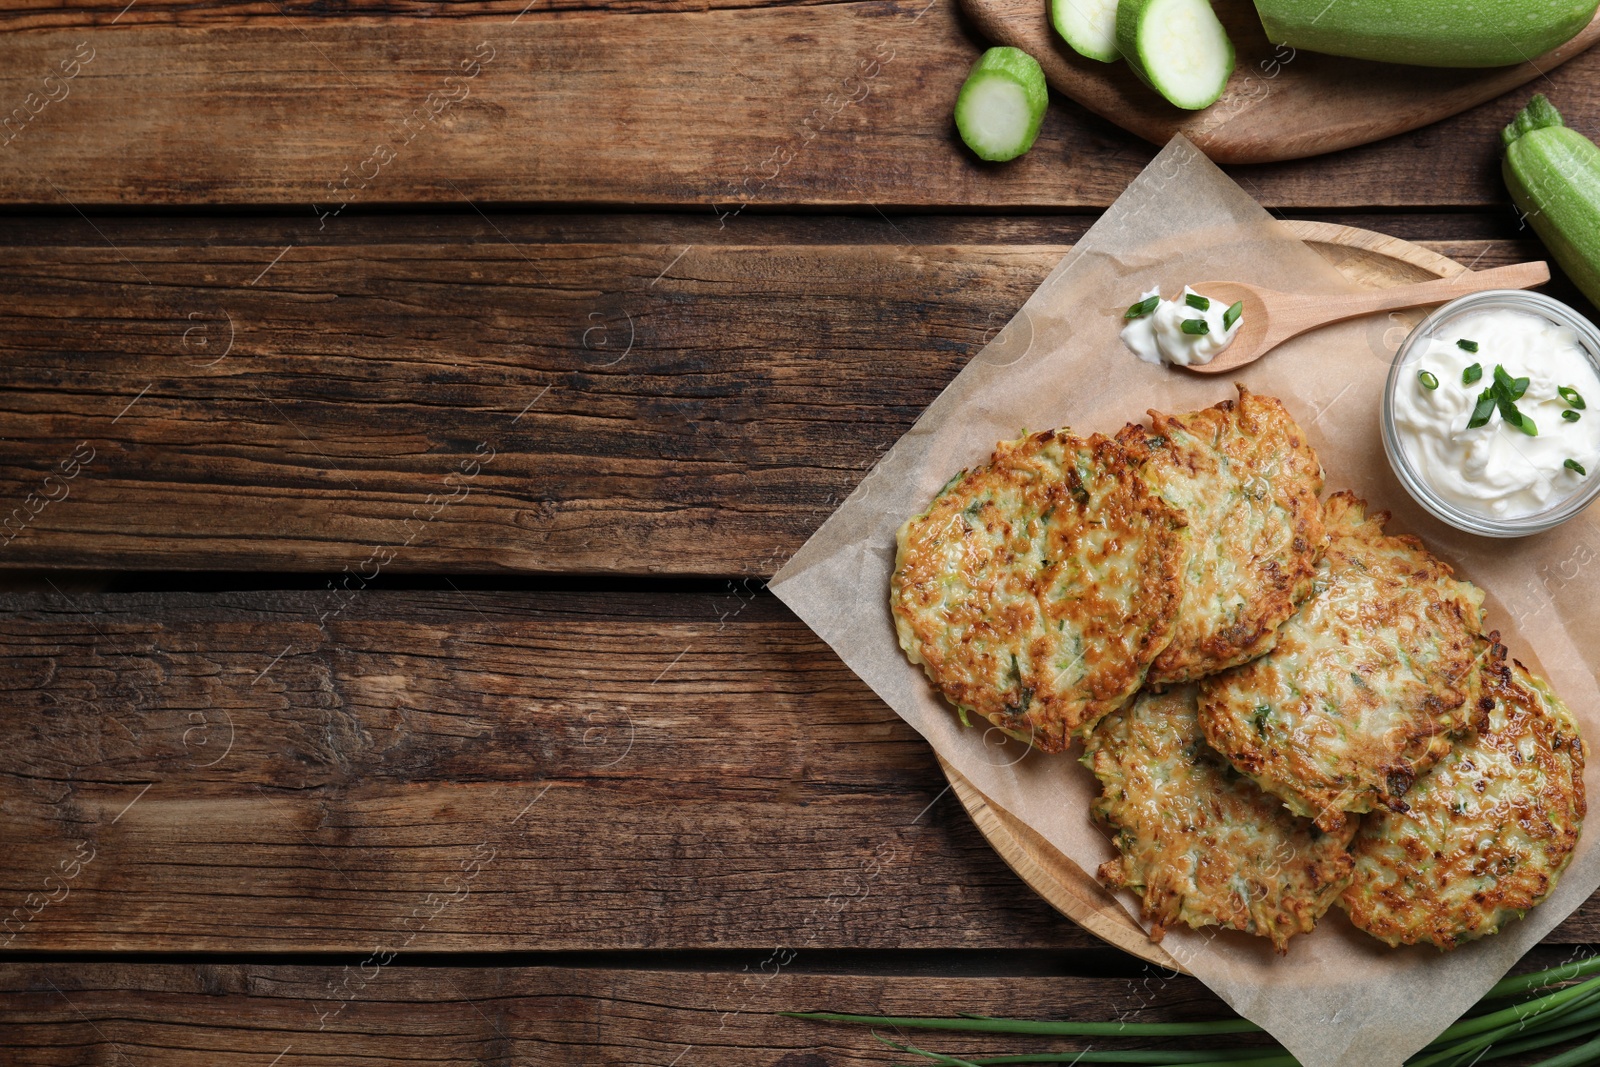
1381, 289, 1600, 538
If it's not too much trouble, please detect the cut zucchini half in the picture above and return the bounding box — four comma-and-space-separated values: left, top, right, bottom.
1115, 0, 1234, 111
1052, 0, 1121, 63
954, 47, 1049, 162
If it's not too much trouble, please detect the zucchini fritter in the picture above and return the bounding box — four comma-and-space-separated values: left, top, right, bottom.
1086, 685, 1357, 952
891, 430, 1187, 751
1342, 643, 1587, 949
1199, 492, 1487, 831
1117, 387, 1327, 685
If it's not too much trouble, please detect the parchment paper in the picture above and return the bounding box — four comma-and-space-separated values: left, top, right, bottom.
769, 136, 1600, 1067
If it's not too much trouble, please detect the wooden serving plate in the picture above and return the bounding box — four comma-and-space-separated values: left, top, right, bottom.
958, 0, 1600, 163
939, 220, 1471, 972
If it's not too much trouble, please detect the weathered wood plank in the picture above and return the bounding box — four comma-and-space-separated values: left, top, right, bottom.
0, 221, 1063, 576
0, 222, 1557, 575
0, 588, 1093, 952
3, 950, 1592, 1065
1, 0, 847, 30
3, 589, 1600, 953
0, 3, 1595, 208
0, 963, 1257, 1066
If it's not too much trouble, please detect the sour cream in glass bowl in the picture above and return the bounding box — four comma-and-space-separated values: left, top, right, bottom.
1382, 290, 1600, 538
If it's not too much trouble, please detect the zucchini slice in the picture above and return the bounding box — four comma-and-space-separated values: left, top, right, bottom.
1052, 0, 1121, 63
954, 46, 1049, 162
1116, 0, 1234, 111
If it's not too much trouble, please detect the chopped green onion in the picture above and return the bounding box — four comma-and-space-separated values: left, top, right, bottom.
1185, 292, 1210, 311
1492, 365, 1528, 401
1516, 412, 1539, 436
1418, 370, 1440, 390
1468, 389, 1497, 429
1458, 338, 1479, 352
1560, 386, 1587, 409
1484, 364, 1523, 403
1180, 318, 1210, 335
1463, 363, 1483, 384
1567, 459, 1587, 475
1124, 296, 1159, 319
1223, 300, 1243, 330
1565, 409, 1582, 422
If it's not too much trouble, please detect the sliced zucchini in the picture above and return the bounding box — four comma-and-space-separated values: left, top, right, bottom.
954, 47, 1049, 162
1115, 0, 1234, 111
1052, 0, 1121, 63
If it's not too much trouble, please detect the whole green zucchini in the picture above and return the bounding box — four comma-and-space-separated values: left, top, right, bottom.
1503, 95, 1600, 312
1253, 0, 1597, 67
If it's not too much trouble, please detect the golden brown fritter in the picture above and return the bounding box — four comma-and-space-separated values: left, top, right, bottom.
1086, 685, 1357, 952
1117, 386, 1327, 685
1199, 492, 1487, 831
1342, 642, 1587, 949
891, 429, 1187, 751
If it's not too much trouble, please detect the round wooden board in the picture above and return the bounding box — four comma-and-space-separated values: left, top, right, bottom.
939, 220, 1470, 974
958, 0, 1600, 164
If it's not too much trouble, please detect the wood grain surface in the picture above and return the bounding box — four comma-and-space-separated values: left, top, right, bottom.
4, 588, 1600, 954
1, 0, 856, 28
1, 963, 1255, 1066
0, 218, 1550, 576
0, 588, 1087, 952
961, 0, 1600, 164
0, 951, 1589, 1065
0, 2, 1597, 208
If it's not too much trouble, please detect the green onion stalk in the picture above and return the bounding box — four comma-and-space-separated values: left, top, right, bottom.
784, 955, 1600, 1067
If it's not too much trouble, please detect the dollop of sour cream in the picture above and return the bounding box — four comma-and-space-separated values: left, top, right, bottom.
1394, 307, 1600, 519
1121, 286, 1242, 367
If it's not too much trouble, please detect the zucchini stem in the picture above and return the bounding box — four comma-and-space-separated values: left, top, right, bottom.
1503, 93, 1566, 147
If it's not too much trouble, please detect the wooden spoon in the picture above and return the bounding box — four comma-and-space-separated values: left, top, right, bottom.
1183, 261, 1551, 375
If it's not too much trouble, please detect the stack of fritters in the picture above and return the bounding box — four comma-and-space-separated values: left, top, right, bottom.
891, 386, 1587, 953
1200, 491, 1488, 833
1342, 640, 1587, 949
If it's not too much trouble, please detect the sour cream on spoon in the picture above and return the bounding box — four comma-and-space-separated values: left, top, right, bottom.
1121, 286, 1243, 367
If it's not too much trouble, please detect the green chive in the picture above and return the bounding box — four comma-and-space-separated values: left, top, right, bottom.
1223, 300, 1243, 331
1567, 459, 1586, 475
781, 1012, 1260, 1038
1463, 363, 1483, 384
1484, 955, 1600, 1001
1517, 412, 1539, 436
1531, 1033, 1600, 1067
1459, 339, 1479, 352
1181, 318, 1210, 336
1494, 364, 1515, 393
1565, 409, 1582, 422
1124, 296, 1159, 319
1561, 386, 1587, 409
1511, 376, 1531, 401
800, 962, 1600, 1067
1468, 389, 1497, 429
1185, 292, 1211, 311
1418, 370, 1440, 390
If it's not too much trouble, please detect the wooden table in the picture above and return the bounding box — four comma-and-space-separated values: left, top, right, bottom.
3, 2, 1600, 1063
